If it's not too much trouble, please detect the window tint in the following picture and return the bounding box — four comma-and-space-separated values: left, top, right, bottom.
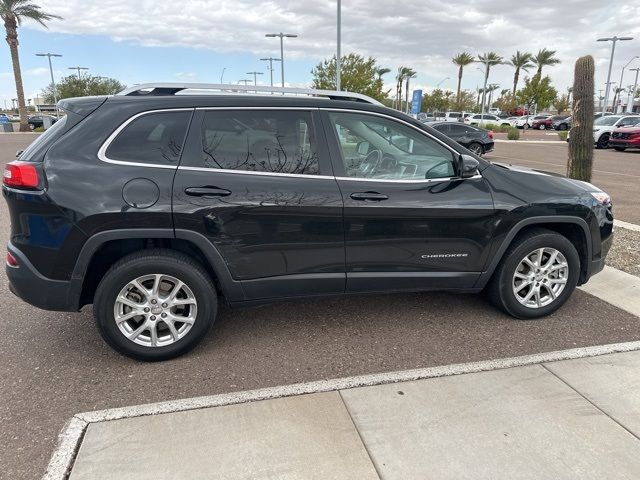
448, 112, 462, 118
619, 117, 640, 126
194, 110, 319, 175
329, 111, 456, 180
450, 124, 470, 135
19, 115, 67, 162
106, 111, 191, 165
432, 123, 449, 133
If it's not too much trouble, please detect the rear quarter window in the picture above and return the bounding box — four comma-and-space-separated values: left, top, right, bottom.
104, 110, 192, 166
18, 115, 68, 162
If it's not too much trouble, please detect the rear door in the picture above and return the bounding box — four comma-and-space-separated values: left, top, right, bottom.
321, 109, 496, 293
173, 108, 345, 301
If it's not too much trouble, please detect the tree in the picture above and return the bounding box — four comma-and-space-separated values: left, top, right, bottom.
403, 68, 417, 113
452, 52, 474, 104
450, 90, 476, 112
509, 51, 533, 96
41, 75, 126, 103
567, 56, 595, 181
1, 0, 61, 131
477, 52, 503, 112
311, 53, 389, 102
421, 88, 449, 112
554, 94, 570, 114
516, 75, 558, 113
494, 92, 517, 114
374, 67, 390, 80
533, 48, 560, 78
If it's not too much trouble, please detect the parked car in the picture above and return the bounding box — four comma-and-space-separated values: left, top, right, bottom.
3, 84, 613, 360
433, 111, 463, 122
0, 114, 9, 124
504, 116, 520, 127
553, 117, 571, 131
510, 106, 529, 116
27, 115, 58, 130
515, 115, 551, 129
609, 125, 640, 151
416, 112, 434, 123
532, 115, 569, 130
429, 122, 494, 156
464, 113, 504, 126
488, 108, 501, 115
593, 115, 640, 149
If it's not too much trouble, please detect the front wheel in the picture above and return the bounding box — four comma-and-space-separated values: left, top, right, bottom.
614, 147, 626, 152
539, 124, 546, 130
467, 142, 484, 156
486, 229, 580, 319
596, 133, 610, 149
94, 249, 217, 361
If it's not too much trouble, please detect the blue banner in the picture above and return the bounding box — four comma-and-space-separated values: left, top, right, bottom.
411, 89, 423, 114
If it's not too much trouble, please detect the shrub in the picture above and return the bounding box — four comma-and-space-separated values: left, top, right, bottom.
483, 123, 500, 131
499, 124, 511, 133
33, 127, 45, 132
507, 127, 520, 140
558, 131, 568, 141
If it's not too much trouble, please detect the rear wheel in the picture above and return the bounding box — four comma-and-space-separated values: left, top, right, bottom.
94, 249, 217, 361
467, 142, 484, 156
614, 147, 627, 152
558, 124, 568, 131
596, 133, 610, 149
486, 229, 580, 319
539, 124, 546, 130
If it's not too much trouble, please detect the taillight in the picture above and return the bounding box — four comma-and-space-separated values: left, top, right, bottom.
3, 161, 39, 189
488, 130, 494, 139
6, 251, 18, 267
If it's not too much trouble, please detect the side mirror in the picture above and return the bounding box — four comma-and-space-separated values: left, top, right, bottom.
459, 154, 479, 178
356, 141, 370, 155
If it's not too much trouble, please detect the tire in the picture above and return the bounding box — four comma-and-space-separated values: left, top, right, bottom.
486, 228, 580, 319
467, 142, 484, 156
596, 133, 610, 149
94, 249, 217, 361
557, 124, 567, 131
614, 147, 626, 152
538, 124, 546, 130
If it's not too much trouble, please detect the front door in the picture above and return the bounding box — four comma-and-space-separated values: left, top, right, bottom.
322, 109, 496, 293
173, 108, 345, 301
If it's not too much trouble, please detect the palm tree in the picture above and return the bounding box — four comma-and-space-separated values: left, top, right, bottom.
509, 51, 533, 95
1, 1, 61, 132
452, 52, 474, 104
395, 66, 413, 111
403, 68, 417, 113
532, 48, 560, 78
477, 52, 503, 113
375, 67, 391, 81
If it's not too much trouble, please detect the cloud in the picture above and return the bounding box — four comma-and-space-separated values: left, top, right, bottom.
175, 72, 198, 81
28, 0, 640, 91
24, 67, 50, 76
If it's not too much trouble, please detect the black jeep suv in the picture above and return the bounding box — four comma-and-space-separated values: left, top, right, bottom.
3, 84, 613, 361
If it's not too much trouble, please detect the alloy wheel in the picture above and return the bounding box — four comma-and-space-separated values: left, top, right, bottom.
114, 274, 197, 347
512, 247, 568, 309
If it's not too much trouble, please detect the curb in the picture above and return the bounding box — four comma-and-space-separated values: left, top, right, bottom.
43, 339, 640, 480
614, 219, 640, 233
493, 139, 566, 144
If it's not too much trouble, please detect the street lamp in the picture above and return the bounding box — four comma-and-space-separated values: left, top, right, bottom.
265, 32, 298, 88
475, 59, 504, 116
36, 52, 62, 116
237, 79, 251, 85
68, 66, 88, 78
436, 77, 450, 89
246, 71, 264, 86
628, 68, 640, 113
260, 57, 281, 87
597, 36, 633, 113
616, 56, 638, 113
220, 67, 226, 84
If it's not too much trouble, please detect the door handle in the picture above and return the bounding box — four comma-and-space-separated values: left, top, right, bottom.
184, 187, 232, 197
350, 191, 389, 201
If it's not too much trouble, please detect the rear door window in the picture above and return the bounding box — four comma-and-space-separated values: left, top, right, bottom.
105, 110, 192, 166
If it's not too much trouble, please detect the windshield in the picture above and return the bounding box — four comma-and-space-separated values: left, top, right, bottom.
594, 116, 621, 126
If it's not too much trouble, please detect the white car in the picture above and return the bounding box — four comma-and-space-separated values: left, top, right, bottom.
515, 115, 550, 129
593, 115, 640, 148
464, 114, 504, 126
433, 111, 464, 122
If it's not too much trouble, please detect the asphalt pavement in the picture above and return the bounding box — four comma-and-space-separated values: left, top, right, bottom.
1, 134, 639, 479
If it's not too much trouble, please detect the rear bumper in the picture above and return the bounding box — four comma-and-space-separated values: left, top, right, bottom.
6, 243, 80, 311
609, 139, 640, 148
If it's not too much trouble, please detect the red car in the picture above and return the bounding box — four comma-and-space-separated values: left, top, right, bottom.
510, 106, 529, 116
532, 115, 569, 130
609, 125, 640, 151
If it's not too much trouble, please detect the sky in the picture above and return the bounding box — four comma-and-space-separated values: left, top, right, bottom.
1, 0, 639, 108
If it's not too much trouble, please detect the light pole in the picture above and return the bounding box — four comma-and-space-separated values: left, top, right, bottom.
436, 77, 450, 89
68, 66, 88, 78
336, 0, 341, 90
598, 88, 604, 111
260, 57, 281, 87
220, 68, 226, 84
237, 79, 251, 87
616, 56, 638, 112
598, 36, 633, 113
36, 53, 62, 115
628, 68, 640, 113
247, 71, 264, 86
265, 32, 297, 88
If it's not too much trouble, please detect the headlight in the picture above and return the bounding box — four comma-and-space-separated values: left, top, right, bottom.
590, 191, 611, 205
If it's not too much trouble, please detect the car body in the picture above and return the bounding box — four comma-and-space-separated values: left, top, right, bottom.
515, 115, 550, 129
510, 106, 529, 116
464, 114, 505, 126
609, 125, 640, 151
433, 111, 463, 123
27, 115, 58, 129
428, 122, 494, 156
592, 115, 640, 148
488, 108, 501, 115
3, 84, 613, 360
533, 115, 569, 130
553, 117, 571, 131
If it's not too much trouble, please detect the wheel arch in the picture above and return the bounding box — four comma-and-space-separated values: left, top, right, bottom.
74, 229, 244, 307
475, 216, 592, 289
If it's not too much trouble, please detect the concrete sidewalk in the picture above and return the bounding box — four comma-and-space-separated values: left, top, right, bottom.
65, 349, 640, 480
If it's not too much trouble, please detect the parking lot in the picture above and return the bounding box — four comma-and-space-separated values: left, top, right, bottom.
1, 134, 639, 478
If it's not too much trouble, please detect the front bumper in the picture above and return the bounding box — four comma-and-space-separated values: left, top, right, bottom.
609, 139, 640, 149
6, 243, 80, 311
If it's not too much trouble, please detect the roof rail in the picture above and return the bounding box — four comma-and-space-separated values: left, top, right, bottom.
116, 82, 383, 106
